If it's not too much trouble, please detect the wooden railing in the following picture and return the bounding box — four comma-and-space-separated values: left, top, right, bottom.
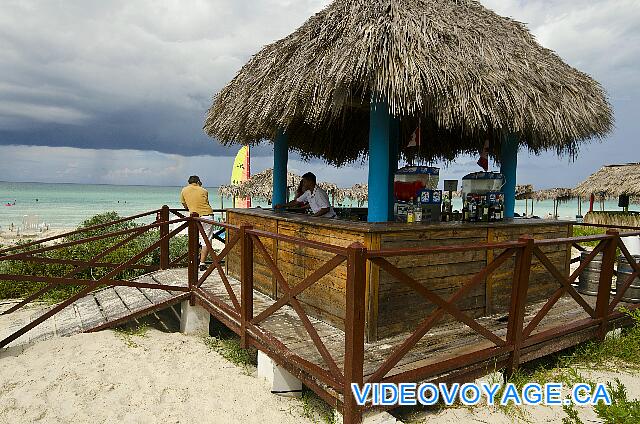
2, 210, 640, 424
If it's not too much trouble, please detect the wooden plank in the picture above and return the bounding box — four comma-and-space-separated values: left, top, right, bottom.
94, 288, 130, 321
73, 294, 107, 330
113, 285, 153, 311
378, 261, 487, 282
28, 306, 56, 343
486, 227, 495, 315
381, 228, 486, 241
384, 249, 486, 269
366, 232, 381, 342
53, 303, 83, 337
381, 237, 487, 249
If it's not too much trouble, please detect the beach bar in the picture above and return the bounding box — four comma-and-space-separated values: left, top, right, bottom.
206, 0, 611, 340
203, 0, 613, 421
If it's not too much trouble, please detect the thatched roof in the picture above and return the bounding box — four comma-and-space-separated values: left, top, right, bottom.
574, 163, 640, 198
515, 184, 534, 200
218, 168, 340, 203
533, 188, 575, 202
204, 0, 612, 166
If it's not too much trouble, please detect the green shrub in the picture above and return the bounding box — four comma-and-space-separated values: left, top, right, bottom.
0, 212, 188, 302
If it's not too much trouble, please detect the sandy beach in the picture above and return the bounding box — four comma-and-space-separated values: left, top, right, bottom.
0, 327, 315, 424
0, 228, 70, 247
1, 298, 639, 423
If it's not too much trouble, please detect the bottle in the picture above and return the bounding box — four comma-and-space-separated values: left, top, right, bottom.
407, 198, 415, 223
414, 198, 422, 222
482, 202, 489, 222
469, 196, 477, 222
462, 200, 469, 222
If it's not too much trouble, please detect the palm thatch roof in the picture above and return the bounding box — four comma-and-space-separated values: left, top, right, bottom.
574, 163, 640, 198
533, 188, 575, 202
218, 168, 302, 202
204, 0, 612, 166
515, 184, 534, 200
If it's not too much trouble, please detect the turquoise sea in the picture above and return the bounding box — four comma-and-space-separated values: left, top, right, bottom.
0, 181, 636, 230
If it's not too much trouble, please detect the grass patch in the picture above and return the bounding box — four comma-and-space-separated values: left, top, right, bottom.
573, 225, 607, 248
297, 388, 336, 424
115, 323, 149, 348
203, 318, 257, 374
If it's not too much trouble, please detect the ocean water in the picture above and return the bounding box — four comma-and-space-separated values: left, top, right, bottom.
0, 181, 256, 230
0, 181, 635, 230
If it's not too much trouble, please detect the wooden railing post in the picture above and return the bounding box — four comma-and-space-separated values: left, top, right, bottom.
505, 236, 534, 378
343, 242, 367, 424
240, 224, 254, 349
188, 212, 200, 306
160, 205, 170, 269
596, 230, 618, 340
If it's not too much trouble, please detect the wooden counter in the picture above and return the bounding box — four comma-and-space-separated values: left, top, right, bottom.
226, 208, 572, 342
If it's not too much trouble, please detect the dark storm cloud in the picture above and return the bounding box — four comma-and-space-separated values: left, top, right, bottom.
0, 0, 330, 156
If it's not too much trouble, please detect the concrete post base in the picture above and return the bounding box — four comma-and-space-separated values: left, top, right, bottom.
179, 300, 210, 335
257, 350, 302, 398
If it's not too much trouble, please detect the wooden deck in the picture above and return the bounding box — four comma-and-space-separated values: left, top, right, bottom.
185, 268, 609, 382
0, 270, 189, 349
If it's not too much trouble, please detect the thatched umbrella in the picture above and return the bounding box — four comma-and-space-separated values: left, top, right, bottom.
574, 164, 640, 212
574, 164, 640, 199
533, 188, 575, 218
515, 185, 534, 200
515, 184, 534, 216
338, 184, 368, 206
218, 168, 302, 203
219, 168, 342, 204
204, 0, 612, 166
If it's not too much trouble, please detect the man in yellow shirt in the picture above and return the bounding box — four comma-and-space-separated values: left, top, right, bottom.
180, 175, 215, 271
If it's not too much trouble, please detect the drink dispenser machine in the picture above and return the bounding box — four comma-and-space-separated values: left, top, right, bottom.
394, 166, 440, 222
461, 172, 505, 222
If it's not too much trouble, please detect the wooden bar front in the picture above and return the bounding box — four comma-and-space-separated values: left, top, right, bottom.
226, 209, 572, 342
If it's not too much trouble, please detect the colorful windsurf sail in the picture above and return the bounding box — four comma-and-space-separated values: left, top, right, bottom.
231, 146, 251, 208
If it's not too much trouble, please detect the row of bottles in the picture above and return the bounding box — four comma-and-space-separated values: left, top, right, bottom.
462, 193, 504, 223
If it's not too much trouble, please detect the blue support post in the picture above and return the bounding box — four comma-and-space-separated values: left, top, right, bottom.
368, 100, 392, 222
272, 130, 288, 208
388, 117, 400, 218
500, 135, 518, 219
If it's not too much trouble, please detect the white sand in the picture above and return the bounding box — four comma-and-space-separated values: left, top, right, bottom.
0, 228, 70, 247
0, 329, 314, 424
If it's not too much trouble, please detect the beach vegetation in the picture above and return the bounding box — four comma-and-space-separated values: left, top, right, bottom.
0, 212, 188, 302
115, 323, 149, 348
203, 318, 257, 374
298, 388, 336, 424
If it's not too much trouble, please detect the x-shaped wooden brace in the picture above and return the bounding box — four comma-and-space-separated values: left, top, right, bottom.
521, 241, 603, 339
367, 247, 515, 383
251, 234, 345, 382
197, 222, 241, 313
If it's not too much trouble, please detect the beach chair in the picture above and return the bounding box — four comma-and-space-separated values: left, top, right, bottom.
21, 215, 40, 234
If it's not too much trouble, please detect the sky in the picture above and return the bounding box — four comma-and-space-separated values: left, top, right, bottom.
0, 0, 638, 188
